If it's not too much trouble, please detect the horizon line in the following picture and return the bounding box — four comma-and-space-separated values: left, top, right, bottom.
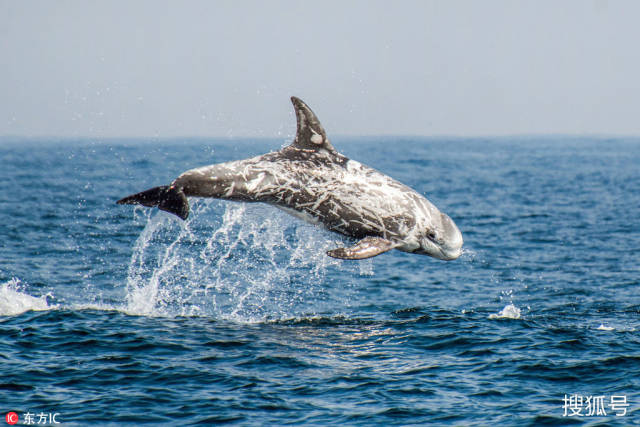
1, 132, 640, 142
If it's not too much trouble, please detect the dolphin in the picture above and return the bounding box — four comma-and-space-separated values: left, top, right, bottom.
117, 97, 463, 260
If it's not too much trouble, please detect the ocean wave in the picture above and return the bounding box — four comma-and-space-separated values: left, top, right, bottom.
0, 278, 54, 316
489, 304, 522, 320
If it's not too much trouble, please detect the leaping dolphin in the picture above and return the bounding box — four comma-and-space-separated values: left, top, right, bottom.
117, 97, 463, 260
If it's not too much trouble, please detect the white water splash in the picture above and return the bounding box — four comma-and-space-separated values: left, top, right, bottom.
489, 303, 521, 320
0, 278, 54, 316
125, 200, 370, 321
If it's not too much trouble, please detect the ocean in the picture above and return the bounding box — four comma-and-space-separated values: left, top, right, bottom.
0, 136, 638, 426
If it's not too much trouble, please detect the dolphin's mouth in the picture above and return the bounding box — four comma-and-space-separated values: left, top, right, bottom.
434, 213, 464, 260
438, 247, 462, 261
424, 234, 462, 261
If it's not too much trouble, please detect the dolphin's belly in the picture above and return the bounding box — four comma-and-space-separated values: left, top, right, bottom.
295, 187, 426, 242
262, 159, 437, 244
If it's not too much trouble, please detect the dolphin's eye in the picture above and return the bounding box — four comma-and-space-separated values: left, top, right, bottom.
427, 231, 437, 241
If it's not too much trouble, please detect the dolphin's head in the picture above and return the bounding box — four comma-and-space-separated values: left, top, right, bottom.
417, 212, 463, 260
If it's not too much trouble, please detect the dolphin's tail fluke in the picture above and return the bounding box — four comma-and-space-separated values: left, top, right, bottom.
117, 186, 189, 220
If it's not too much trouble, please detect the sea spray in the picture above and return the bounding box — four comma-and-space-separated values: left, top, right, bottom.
125, 199, 370, 321
0, 278, 53, 316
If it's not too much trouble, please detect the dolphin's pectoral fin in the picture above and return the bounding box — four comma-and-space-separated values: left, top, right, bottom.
327, 236, 397, 260
117, 185, 190, 220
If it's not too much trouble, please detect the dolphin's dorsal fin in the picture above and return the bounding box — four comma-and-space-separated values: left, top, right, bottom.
288, 96, 337, 153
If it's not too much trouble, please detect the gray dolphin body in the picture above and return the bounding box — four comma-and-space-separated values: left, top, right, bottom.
117, 97, 463, 260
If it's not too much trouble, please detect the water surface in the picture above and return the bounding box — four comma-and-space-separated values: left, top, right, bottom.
1, 137, 638, 425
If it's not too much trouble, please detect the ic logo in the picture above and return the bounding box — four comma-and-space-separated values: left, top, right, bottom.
5, 412, 18, 425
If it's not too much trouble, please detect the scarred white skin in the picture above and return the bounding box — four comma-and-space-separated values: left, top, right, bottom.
171, 98, 463, 260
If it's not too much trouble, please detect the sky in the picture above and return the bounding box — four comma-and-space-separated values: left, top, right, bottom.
1, 0, 639, 138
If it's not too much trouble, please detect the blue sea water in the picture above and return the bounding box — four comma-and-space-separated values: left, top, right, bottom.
0, 136, 639, 426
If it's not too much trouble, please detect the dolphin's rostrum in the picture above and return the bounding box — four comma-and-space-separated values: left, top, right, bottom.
117, 97, 463, 260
